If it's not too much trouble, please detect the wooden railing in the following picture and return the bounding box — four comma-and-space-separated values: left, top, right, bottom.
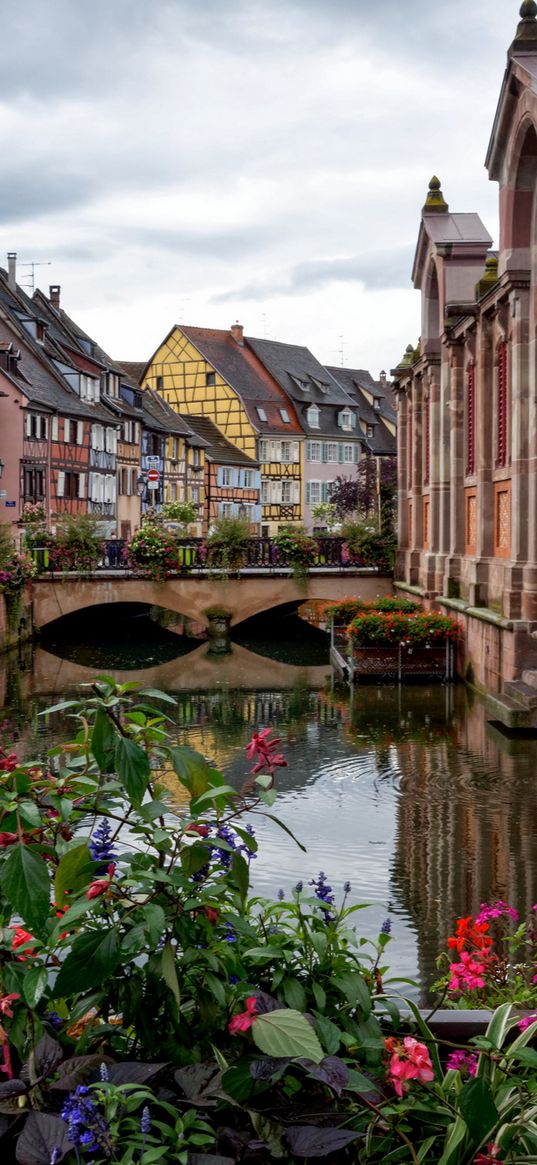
30, 536, 378, 575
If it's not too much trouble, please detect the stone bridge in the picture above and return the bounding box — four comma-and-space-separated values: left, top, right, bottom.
32, 570, 392, 631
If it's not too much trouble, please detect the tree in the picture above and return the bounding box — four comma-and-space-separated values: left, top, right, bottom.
330, 456, 396, 526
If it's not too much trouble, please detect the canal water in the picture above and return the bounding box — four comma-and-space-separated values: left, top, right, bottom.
2, 605, 537, 1003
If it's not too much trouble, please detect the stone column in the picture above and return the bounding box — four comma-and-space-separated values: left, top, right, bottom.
205, 610, 232, 654
443, 339, 465, 597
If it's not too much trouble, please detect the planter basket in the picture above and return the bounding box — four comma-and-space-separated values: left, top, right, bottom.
352, 640, 454, 683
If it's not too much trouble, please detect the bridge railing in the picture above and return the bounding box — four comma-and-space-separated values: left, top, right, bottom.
30, 536, 377, 575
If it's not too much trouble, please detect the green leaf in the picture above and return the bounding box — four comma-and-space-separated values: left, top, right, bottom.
40, 700, 81, 716
190, 785, 238, 811
204, 972, 226, 1006
230, 852, 249, 902
333, 971, 371, 1017
22, 966, 48, 1008
180, 843, 212, 876
312, 982, 326, 1012
282, 978, 307, 1012
161, 941, 181, 1008
169, 747, 211, 798
1, 842, 50, 932
115, 737, 150, 805
252, 1009, 323, 1063
91, 706, 118, 772
53, 929, 120, 998
262, 814, 307, 852
314, 1014, 341, 1055
54, 843, 93, 906
483, 1002, 513, 1052
437, 1116, 469, 1165
459, 1078, 498, 1144
507, 1046, 537, 1067
137, 689, 177, 705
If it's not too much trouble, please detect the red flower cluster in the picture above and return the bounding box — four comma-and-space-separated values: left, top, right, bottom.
246, 728, 287, 776
0, 751, 18, 773
447, 915, 493, 994
87, 863, 115, 900
384, 1036, 434, 1097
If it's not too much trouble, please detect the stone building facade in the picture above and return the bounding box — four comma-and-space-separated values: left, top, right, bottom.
392, 4, 537, 701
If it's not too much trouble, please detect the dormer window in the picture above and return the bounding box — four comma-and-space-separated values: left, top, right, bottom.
367, 424, 375, 438
307, 405, 320, 429
339, 408, 353, 431
373, 397, 381, 410
280, 408, 290, 423
257, 407, 267, 422
36, 321, 46, 344
107, 373, 120, 398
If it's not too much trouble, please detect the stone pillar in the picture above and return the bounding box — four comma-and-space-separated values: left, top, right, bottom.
443, 339, 465, 597
205, 610, 232, 654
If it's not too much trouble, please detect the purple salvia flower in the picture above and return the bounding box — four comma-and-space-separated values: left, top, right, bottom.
381, 918, 392, 935
89, 819, 117, 874
141, 1106, 151, 1136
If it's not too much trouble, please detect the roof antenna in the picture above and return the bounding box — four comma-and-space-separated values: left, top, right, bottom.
19, 260, 52, 293
337, 334, 345, 367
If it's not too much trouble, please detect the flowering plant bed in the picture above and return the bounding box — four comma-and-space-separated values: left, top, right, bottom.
1, 687, 537, 1163
127, 520, 181, 579
348, 609, 460, 647
436, 900, 537, 1014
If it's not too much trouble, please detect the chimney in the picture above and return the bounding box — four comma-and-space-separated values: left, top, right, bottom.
379, 370, 387, 385
7, 253, 16, 292
230, 320, 244, 346
49, 285, 61, 309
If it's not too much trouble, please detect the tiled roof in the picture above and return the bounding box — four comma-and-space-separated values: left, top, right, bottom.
142, 388, 205, 440
116, 361, 146, 385
171, 325, 303, 436
186, 415, 259, 466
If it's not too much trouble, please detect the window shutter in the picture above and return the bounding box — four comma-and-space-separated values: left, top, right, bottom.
216, 467, 224, 488
57, 471, 65, 498
354, 444, 360, 463
292, 481, 300, 503
292, 441, 299, 463
51, 417, 58, 441
76, 420, 84, 445
350, 412, 357, 429
338, 445, 344, 463
497, 341, 508, 467
466, 364, 475, 475
233, 469, 240, 488
78, 472, 86, 499
64, 418, 70, 443
322, 482, 329, 502
322, 442, 328, 463
25, 414, 32, 438
306, 441, 312, 462
305, 482, 311, 504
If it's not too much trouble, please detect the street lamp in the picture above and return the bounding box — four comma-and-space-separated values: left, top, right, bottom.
136, 473, 146, 497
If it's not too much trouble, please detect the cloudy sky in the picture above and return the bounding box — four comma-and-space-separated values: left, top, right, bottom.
0, 0, 521, 375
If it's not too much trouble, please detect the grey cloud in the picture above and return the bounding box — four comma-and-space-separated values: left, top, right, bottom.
212, 245, 415, 302
0, 169, 101, 223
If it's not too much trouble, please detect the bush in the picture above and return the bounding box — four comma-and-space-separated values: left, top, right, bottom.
348, 608, 460, 646
273, 524, 319, 581
45, 513, 103, 572
206, 515, 251, 572
128, 520, 179, 580
342, 519, 397, 572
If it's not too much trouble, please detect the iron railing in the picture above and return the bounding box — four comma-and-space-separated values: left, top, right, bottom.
30, 536, 377, 575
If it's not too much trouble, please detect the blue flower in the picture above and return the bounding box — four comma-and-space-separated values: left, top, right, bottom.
343, 881, 351, 894
295, 881, 303, 894
140, 1107, 151, 1136
61, 1085, 110, 1154
381, 917, 392, 935
309, 872, 336, 922
89, 819, 117, 873
277, 888, 285, 901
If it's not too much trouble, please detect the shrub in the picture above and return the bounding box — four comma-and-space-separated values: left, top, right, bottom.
273, 524, 319, 581
342, 519, 397, 571
206, 515, 251, 572
47, 512, 103, 572
128, 520, 179, 580
348, 608, 460, 646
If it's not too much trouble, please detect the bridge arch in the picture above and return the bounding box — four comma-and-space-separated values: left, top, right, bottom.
32, 573, 393, 631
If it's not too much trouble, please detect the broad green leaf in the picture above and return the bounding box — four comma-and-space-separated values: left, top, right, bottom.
140, 904, 165, 946
40, 700, 80, 716
233, 827, 258, 854
1, 842, 50, 932
137, 689, 177, 705
437, 1116, 469, 1165
252, 1009, 323, 1063
22, 966, 48, 1008
91, 706, 118, 772
204, 972, 226, 1006
312, 982, 326, 1012
483, 1002, 513, 1052
115, 737, 150, 805
282, 978, 307, 1012
49, 896, 98, 941
53, 928, 120, 998
161, 941, 180, 1008
230, 852, 249, 902
459, 1078, 499, 1144
190, 785, 238, 811
169, 747, 211, 798
314, 1014, 342, 1055
417, 1136, 439, 1162
333, 971, 372, 1017
18, 800, 42, 828
54, 843, 93, 906
180, 843, 212, 876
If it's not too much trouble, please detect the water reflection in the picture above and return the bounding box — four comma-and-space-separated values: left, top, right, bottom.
2, 627, 537, 1002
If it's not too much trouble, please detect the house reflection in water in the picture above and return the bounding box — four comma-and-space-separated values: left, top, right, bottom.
389, 688, 537, 996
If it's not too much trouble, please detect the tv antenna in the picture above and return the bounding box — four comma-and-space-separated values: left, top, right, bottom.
19, 261, 52, 293
337, 334, 346, 366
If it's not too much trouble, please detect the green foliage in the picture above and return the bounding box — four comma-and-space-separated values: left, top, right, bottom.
206, 516, 251, 572
311, 502, 339, 531
342, 519, 397, 571
348, 608, 460, 646
39, 512, 104, 572
160, 499, 198, 528
273, 525, 319, 581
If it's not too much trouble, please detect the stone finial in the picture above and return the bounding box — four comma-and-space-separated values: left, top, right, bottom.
423, 176, 449, 214
475, 253, 499, 300
510, 0, 537, 54
399, 343, 417, 368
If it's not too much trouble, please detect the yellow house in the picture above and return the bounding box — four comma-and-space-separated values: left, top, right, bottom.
139, 323, 304, 535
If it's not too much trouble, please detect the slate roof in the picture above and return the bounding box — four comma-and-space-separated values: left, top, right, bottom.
246, 336, 365, 440
116, 361, 146, 386
327, 365, 397, 455
142, 389, 208, 445
186, 415, 259, 466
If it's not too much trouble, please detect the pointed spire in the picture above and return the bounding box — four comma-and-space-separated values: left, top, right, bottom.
475, 253, 499, 299
423, 176, 449, 214
510, 0, 537, 55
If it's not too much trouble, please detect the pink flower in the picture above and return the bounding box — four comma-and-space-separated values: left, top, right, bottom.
475, 900, 518, 925
0, 994, 19, 1018
448, 950, 487, 992
86, 862, 115, 899
518, 1013, 537, 1032
246, 729, 287, 775
228, 996, 258, 1035
446, 1049, 478, 1076
384, 1036, 434, 1096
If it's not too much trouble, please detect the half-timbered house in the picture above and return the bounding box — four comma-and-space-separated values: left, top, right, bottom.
184, 415, 261, 532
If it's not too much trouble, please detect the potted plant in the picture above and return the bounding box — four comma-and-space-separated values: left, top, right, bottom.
206, 515, 251, 574
273, 524, 319, 581
127, 519, 179, 580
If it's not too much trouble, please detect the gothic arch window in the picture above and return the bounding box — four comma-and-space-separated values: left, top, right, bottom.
507, 121, 537, 257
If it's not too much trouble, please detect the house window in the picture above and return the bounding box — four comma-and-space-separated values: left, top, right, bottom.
192, 447, 201, 468
281, 480, 292, 503
466, 364, 476, 476
309, 441, 321, 462
407, 499, 413, 547
326, 443, 337, 462
206, 371, 216, 386
307, 405, 320, 429
23, 466, 45, 502
366, 424, 375, 439
280, 408, 290, 423
58, 471, 82, 500
339, 409, 352, 430
496, 340, 508, 468
373, 397, 381, 410
259, 439, 268, 460
344, 445, 354, 463
261, 480, 269, 503
156, 376, 164, 391
423, 497, 430, 549
307, 481, 321, 505
221, 467, 232, 487
243, 470, 254, 488
220, 502, 234, 517
26, 414, 48, 440
257, 407, 267, 422
281, 441, 291, 462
